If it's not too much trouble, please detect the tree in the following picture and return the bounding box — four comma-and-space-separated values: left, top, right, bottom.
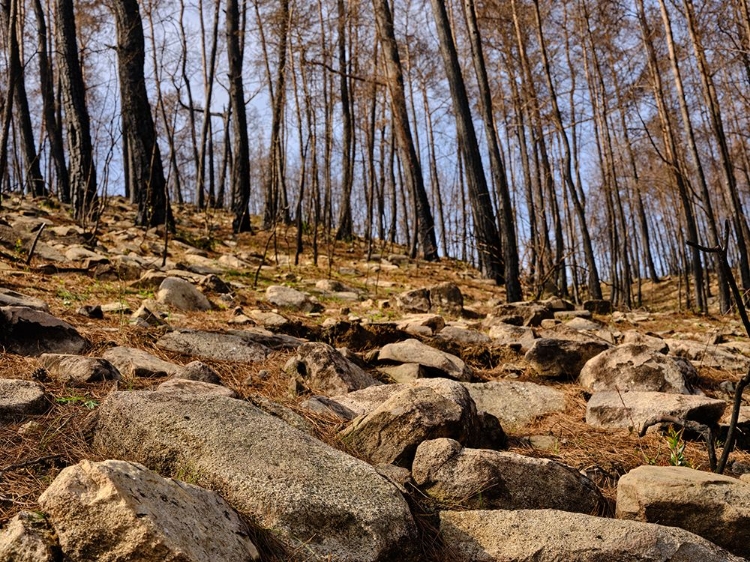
111, 0, 170, 227
428, 0, 504, 282
227, 0, 251, 232
372, 0, 438, 261
56, 0, 98, 221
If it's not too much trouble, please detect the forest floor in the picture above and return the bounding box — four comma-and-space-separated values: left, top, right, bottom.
1, 194, 749, 528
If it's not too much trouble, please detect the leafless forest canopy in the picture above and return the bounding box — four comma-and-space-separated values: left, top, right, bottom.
0, 0, 749, 309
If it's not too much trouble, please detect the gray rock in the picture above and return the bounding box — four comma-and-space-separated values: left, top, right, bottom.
315, 279, 349, 292
0, 306, 87, 356
38, 459, 259, 562
579, 344, 697, 394
265, 285, 322, 313
94, 392, 418, 561
38, 354, 121, 386
439, 509, 742, 562
0, 288, 48, 311
198, 274, 232, 294
525, 338, 610, 378
429, 282, 463, 314
102, 346, 181, 378
395, 314, 445, 336
622, 330, 669, 353
463, 381, 566, 431
285, 342, 381, 395
0, 512, 58, 562
413, 438, 603, 513
377, 363, 426, 383
246, 393, 315, 434
243, 309, 289, 329
489, 302, 553, 327
328, 384, 407, 417
487, 323, 537, 351
586, 391, 726, 431
617, 465, 750, 558
666, 338, 750, 372
156, 330, 270, 363
299, 395, 358, 421
156, 378, 237, 398
227, 327, 304, 350
130, 303, 167, 327
395, 288, 431, 313
565, 317, 602, 331
173, 361, 222, 384
340, 378, 478, 467
130, 270, 168, 290
435, 326, 491, 346
378, 338, 472, 381
156, 277, 212, 311
0, 379, 47, 421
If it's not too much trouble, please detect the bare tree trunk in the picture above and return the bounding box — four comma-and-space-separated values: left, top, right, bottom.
429, 0, 502, 280
335, 0, 354, 240
227, 0, 251, 232
372, 0, 438, 261
33, 0, 68, 203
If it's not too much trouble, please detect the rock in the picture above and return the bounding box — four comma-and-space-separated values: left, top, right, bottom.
226, 327, 304, 350
394, 288, 430, 313
487, 323, 537, 351
435, 326, 491, 346
130, 270, 168, 290
429, 282, 463, 314
102, 346, 181, 378
130, 303, 167, 327
328, 384, 407, 417
666, 338, 750, 372
439, 509, 743, 562
299, 395, 358, 421
395, 314, 445, 336
156, 378, 237, 398
0, 288, 48, 311
463, 381, 566, 431
198, 274, 232, 294
38, 459, 259, 562
579, 344, 697, 394
586, 391, 726, 431
0, 306, 87, 356
377, 363, 426, 383
565, 317, 602, 331
64, 246, 108, 264
0, 379, 47, 421
378, 338, 472, 381
244, 309, 289, 329
75, 305, 103, 319
339, 378, 478, 467
622, 330, 669, 353
583, 299, 613, 314
156, 277, 212, 311
315, 279, 349, 292
616, 465, 750, 558
0, 511, 59, 562
554, 310, 592, 320
490, 302, 553, 327
285, 342, 381, 395
94, 392, 418, 561
173, 361, 222, 384
265, 285, 322, 313
38, 354, 121, 386
525, 338, 609, 378
413, 438, 603, 513
156, 330, 270, 363
245, 393, 315, 434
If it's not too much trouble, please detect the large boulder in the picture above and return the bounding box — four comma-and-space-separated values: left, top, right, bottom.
394, 288, 430, 313
38, 459, 259, 562
285, 342, 381, 395
439, 509, 743, 561
38, 354, 121, 386
525, 338, 610, 378
463, 381, 566, 431
156, 277, 212, 311
156, 330, 270, 363
0, 288, 48, 311
101, 346, 181, 378
665, 338, 750, 373
586, 391, 726, 431
0, 379, 48, 421
579, 344, 697, 394
412, 438, 603, 513
434, 326, 490, 346
0, 306, 87, 356
265, 285, 322, 313
488, 302, 552, 327
93, 391, 418, 562
486, 323, 537, 352
378, 339, 472, 381
429, 282, 463, 315
0, 512, 58, 562
616, 465, 750, 558
339, 378, 478, 467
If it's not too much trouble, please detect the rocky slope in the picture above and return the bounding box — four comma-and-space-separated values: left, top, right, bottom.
1, 195, 750, 561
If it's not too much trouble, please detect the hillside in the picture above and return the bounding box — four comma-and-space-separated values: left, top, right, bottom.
1, 195, 750, 561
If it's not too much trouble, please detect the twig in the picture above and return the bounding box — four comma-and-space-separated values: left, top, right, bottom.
25, 222, 45, 265
638, 415, 716, 471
